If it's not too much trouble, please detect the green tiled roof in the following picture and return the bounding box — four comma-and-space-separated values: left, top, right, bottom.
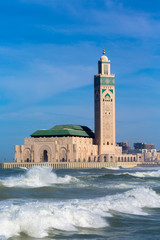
31, 125, 95, 138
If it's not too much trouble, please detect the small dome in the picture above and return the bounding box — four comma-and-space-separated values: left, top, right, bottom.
100, 55, 108, 61
100, 48, 108, 61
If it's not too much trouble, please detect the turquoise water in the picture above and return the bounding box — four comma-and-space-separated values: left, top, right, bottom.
0, 166, 160, 239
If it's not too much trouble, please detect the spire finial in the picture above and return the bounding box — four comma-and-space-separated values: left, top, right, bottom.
103, 48, 105, 55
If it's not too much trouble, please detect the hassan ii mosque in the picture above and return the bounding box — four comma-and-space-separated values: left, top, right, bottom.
15, 50, 142, 164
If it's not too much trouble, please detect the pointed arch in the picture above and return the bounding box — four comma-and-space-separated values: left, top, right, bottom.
59, 147, 67, 162
24, 148, 31, 162
39, 145, 52, 162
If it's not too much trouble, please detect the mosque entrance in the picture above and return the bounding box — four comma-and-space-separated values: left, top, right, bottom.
43, 150, 48, 162
39, 145, 51, 162
59, 148, 67, 162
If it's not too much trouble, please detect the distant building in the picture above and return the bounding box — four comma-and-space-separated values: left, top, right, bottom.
142, 149, 157, 161
117, 142, 131, 152
134, 142, 155, 150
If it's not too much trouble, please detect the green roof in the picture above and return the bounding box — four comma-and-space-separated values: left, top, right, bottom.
31, 124, 95, 138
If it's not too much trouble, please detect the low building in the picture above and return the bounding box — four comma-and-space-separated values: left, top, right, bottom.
15, 125, 98, 163
142, 149, 158, 161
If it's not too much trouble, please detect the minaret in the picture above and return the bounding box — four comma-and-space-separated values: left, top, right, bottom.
94, 49, 116, 155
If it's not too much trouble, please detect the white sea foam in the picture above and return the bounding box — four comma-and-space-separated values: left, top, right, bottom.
18, 167, 27, 170
106, 183, 134, 189
124, 170, 160, 178
0, 199, 108, 239
104, 166, 121, 170
104, 166, 128, 170
103, 187, 160, 215
1, 167, 78, 188
0, 186, 160, 239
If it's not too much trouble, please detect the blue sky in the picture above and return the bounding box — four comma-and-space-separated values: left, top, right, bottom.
0, 0, 160, 161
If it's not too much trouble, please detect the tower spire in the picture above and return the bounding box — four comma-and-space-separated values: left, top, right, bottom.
103, 48, 105, 55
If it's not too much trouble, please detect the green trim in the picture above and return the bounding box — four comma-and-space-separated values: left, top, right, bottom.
102, 77, 114, 86
94, 76, 115, 86
105, 93, 111, 98
102, 89, 106, 94
109, 89, 113, 94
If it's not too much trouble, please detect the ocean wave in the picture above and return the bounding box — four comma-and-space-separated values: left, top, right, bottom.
0, 199, 108, 239
0, 167, 78, 188
104, 166, 129, 170
104, 186, 160, 215
123, 170, 160, 178
105, 183, 134, 189
0, 186, 160, 239
104, 166, 122, 170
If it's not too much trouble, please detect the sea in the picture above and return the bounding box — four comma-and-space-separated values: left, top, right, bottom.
0, 166, 160, 240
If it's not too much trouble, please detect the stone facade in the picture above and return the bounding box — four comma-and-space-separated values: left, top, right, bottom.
15, 135, 141, 163
15, 136, 98, 163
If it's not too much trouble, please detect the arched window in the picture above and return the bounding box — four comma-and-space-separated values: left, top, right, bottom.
59, 148, 67, 162
43, 150, 48, 162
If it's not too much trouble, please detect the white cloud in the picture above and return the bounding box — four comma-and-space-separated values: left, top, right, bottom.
35, 0, 160, 40
0, 62, 93, 105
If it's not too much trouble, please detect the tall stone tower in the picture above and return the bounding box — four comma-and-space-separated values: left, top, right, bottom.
94, 49, 116, 155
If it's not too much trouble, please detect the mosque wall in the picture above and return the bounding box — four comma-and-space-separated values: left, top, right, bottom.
15, 136, 141, 164
15, 136, 98, 163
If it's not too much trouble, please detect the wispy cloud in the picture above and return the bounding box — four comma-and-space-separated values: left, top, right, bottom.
0, 62, 93, 105
34, 0, 160, 40
0, 43, 96, 112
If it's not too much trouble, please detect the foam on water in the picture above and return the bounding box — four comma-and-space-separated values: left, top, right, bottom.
104, 187, 160, 215
0, 186, 160, 239
0, 199, 108, 239
104, 166, 121, 170
124, 169, 160, 178
0, 167, 78, 188
104, 166, 128, 170
106, 183, 134, 189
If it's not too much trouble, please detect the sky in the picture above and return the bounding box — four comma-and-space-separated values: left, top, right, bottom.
0, 0, 160, 161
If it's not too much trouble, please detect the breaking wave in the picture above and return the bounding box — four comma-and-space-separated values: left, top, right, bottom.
104, 166, 121, 170
124, 170, 160, 178
0, 167, 78, 188
0, 200, 108, 239
0, 186, 160, 239
104, 166, 129, 170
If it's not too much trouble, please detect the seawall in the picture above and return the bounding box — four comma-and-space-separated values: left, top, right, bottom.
0, 161, 158, 169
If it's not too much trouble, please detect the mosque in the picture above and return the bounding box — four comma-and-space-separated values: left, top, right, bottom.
14, 50, 142, 164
